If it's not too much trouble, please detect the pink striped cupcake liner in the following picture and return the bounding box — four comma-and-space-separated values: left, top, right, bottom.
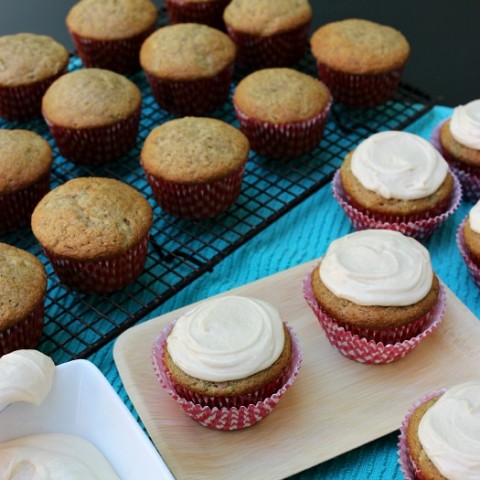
44, 107, 141, 165
0, 301, 45, 357
234, 99, 331, 158
315, 63, 404, 108
145, 63, 234, 116
0, 172, 50, 233
165, 0, 231, 29
151, 320, 302, 430
456, 217, 480, 288
303, 267, 447, 364
43, 234, 149, 294
332, 169, 462, 242
226, 21, 310, 68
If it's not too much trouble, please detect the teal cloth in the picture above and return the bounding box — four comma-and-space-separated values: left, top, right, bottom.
89, 105, 479, 479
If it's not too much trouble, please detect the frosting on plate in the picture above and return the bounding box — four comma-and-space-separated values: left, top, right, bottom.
450, 99, 480, 150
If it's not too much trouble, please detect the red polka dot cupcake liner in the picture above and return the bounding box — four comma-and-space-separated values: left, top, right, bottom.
456, 217, 480, 288
234, 99, 331, 158
0, 172, 50, 233
143, 165, 245, 220
303, 267, 447, 364
70, 28, 155, 74
332, 169, 462, 242
397, 389, 446, 480
165, 0, 231, 29
226, 21, 310, 69
42, 234, 150, 294
315, 63, 404, 108
44, 107, 141, 165
151, 320, 302, 430
0, 301, 45, 357
145, 63, 234, 116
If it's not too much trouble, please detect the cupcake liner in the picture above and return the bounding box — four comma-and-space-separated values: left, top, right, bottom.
0, 172, 50, 233
332, 169, 462, 242
303, 267, 447, 364
44, 106, 141, 164
165, 0, 231, 29
145, 63, 234, 116
234, 98, 332, 158
151, 320, 302, 430
70, 28, 155, 74
316, 63, 404, 108
144, 165, 245, 220
43, 234, 150, 294
226, 21, 310, 69
456, 217, 480, 288
397, 389, 446, 480
0, 301, 45, 357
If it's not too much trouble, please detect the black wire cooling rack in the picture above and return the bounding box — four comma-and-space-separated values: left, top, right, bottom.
0, 50, 435, 363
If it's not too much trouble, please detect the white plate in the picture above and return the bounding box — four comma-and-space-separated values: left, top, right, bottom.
0, 359, 174, 480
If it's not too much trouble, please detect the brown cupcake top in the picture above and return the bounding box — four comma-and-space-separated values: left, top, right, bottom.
141, 117, 249, 184
31, 177, 153, 261
66, 0, 158, 40
0, 33, 69, 87
310, 18, 410, 75
0, 243, 47, 330
0, 129, 52, 195
140, 23, 236, 80
233, 68, 331, 124
440, 119, 480, 167
224, 0, 312, 36
42, 68, 141, 129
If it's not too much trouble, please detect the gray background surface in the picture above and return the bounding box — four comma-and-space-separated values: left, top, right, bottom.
0, 0, 478, 106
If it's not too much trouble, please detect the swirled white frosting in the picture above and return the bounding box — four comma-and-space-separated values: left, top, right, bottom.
0, 350, 55, 409
418, 381, 480, 480
450, 99, 480, 149
319, 230, 433, 306
468, 200, 480, 234
0, 433, 120, 479
166, 296, 285, 382
351, 131, 448, 200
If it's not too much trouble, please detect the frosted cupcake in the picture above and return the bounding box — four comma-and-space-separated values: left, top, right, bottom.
457, 199, 480, 288
303, 230, 446, 363
398, 381, 480, 480
152, 295, 302, 430
334, 131, 461, 241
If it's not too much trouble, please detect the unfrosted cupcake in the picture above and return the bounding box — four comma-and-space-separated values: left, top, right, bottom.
152, 295, 302, 429
66, 0, 158, 73
165, 0, 231, 29
399, 381, 480, 480
141, 116, 249, 219
0, 243, 47, 356
31, 177, 153, 294
42, 68, 141, 164
334, 131, 461, 241
310, 19, 410, 108
140, 23, 236, 116
233, 68, 331, 158
0, 33, 69, 121
223, 0, 312, 68
0, 129, 52, 232
303, 229, 446, 364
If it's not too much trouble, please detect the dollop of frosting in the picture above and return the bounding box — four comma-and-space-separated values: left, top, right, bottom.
166, 296, 285, 382
450, 99, 480, 149
351, 131, 448, 200
319, 230, 433, 306
0, 433, 120, 479
0, 350, 55, 408
468, 200, 480, 234
418, 381, 480, 480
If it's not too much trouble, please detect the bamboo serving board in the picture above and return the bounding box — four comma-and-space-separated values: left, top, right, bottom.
114, 259, 480, 480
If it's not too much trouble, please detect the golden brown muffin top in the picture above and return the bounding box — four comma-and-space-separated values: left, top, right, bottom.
310, 19, 410, 75
66, 0, 158, 40
31, 177, 153, 261
0, 243, 47, 330
224, 0, 312, 36
140, 23, 236, 80
0, 129, 52, 195
440, 119, 480, 167
0, 33, 69, 87
141, 117, 249, 183
233, 68, 331, 123
42, 68, 141, 129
